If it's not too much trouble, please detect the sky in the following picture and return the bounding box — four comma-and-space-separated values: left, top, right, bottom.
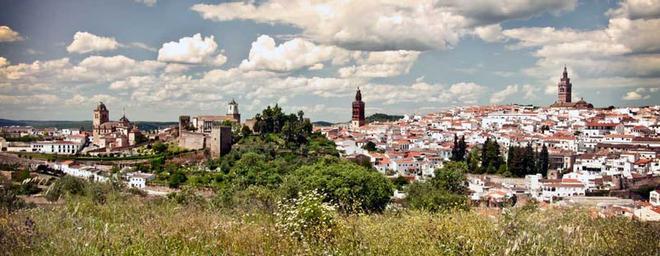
0, 0, 659, 122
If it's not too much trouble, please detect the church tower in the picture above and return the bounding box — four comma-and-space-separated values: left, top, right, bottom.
227, 99, 240, 123
557, 66, 572, 103
93, 102, 109, 137
351, 87, 365, 128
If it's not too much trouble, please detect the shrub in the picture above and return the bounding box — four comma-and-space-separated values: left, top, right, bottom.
44, 175, 86, 202
275, 190, 337, 244
127, 187, 147, 197
0, 187, 28, 212
168, 171, 187, 188
405, 162, 469, 212
283, 158, 394, 213
406, 181, 468, 211
11, 169, 31, 182
167, 188, 205, 206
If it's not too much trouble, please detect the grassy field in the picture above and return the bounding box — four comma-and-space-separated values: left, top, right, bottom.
2, 192, 658, 256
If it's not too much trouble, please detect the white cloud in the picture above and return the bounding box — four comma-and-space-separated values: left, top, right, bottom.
474, 24, 505, 42
0, 57, 8, 67
362, 81, 485, 105
135, 0, 157, 7
490, 84, 518, 103
157, 33, 227, 66
0, 26, 23, 42
66, 32, 120, 54
622, 88, 652, 100
500, 3, 660, 93
607, 0, 660, 20
338, 50, 420, 78
239, 35, 348, 72
0, 94, 59, 105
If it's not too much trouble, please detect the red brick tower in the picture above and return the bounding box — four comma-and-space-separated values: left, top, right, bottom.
352, 87, 365, 128
558, 66, 572, 103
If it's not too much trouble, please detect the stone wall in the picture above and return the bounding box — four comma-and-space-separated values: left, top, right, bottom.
178, 131, 206, 150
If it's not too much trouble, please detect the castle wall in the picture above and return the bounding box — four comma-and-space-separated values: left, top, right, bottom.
178, 131, 206, 150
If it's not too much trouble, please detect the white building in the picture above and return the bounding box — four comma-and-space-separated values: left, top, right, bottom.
538, 179, 586, 202
31, 141, 84, 154
650, 190, 660, 207
126, 172, 156, 188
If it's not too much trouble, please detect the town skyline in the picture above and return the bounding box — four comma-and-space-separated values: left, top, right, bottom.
1, 0, 659, 122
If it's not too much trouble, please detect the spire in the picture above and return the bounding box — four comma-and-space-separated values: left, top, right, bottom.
563, 66, 568, 78
355, 87, 362, 101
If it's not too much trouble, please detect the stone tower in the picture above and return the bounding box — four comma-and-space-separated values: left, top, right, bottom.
210, 124, 232, 158
93, 102, 109, 137
227, 99, 240, 123
557, 66, 572, 104
352, 87, 365, 128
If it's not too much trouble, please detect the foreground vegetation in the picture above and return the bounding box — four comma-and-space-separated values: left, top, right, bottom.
2, 190, 658, 256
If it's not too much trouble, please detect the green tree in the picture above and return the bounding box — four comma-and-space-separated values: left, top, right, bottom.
240, 125, 252, 138
523, 143, 536, 175
229, 152, 280, 189
362, 141, 377, 152
450, 134, 460, 161
283, 158, 394, 213
466, 147, 481, 173
457, 135, 467, 161
539, 144, 549, 175
168, 171, 187, 188
152, 141, 167, 154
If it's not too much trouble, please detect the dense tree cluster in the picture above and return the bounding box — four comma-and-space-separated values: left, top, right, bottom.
253, 105, 313, 146
507, 144, 549, 177
479, 138, 504, 174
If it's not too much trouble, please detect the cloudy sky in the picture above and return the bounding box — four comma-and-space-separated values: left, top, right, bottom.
1, 0, 659, 122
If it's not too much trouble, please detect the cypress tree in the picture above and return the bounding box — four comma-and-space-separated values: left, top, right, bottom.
523, 143, 536, 175
539, 144, 549, 176
450, 134, 459, 161
480, 138, 490, 172
457, 135, 467, 161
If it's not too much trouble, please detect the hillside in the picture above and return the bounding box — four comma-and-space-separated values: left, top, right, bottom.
0, 119, 177, 131
366, 113, 404, 123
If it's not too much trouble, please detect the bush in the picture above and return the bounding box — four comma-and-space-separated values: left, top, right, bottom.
405, 162, 469, 212
11, 169, 31, 182
167, 188, 205, 206
127, 187, 147, 197
275, 190, 337, 244
406, 181, 468, 211
168, 171, 187, 188
0, 187, 28, 212
44, 176, 86, 202
283, 158, 394, 213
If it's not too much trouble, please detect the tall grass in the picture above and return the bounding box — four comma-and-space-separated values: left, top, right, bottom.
2, 193, 658, 256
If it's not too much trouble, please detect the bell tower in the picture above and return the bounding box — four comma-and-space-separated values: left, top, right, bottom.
557, 66, 572, 103
227, 99, 240, 123
351, 87, 365, 128
93, 102, 109, 137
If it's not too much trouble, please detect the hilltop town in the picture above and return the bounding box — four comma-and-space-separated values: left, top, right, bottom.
320, 67, 660, 219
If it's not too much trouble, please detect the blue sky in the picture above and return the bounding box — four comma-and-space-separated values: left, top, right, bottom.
0, 0, 659, 122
